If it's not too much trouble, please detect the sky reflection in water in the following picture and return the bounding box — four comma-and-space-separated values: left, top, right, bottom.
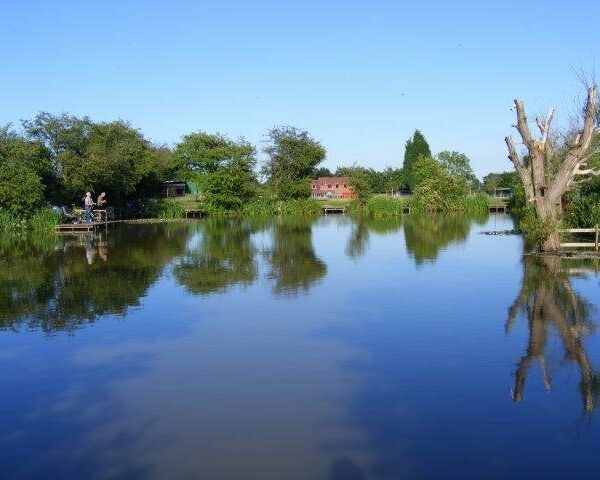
0, 215, 599, 479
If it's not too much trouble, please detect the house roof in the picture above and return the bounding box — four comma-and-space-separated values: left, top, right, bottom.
312, 176, 350, 183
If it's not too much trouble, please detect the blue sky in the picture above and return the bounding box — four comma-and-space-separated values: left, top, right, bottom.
1, 0, 598, 178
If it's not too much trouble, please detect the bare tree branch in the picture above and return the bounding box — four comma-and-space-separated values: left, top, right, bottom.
505, 135, 534, 202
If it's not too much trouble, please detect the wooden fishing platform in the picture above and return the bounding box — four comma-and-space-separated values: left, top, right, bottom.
56, 222, 105, 233
489, 204, 508, 213
185, 208, 204, 219
560, 226, 599, 250
322, 205, 346, 215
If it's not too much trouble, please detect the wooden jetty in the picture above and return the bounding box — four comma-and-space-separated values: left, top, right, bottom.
185, 208, 204, 219
322, 205, 346, 215
488, 204, 508, 213
56, 222, 104, 233
559, 226, 599, 250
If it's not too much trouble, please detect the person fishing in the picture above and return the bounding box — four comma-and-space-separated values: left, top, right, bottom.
84, 191, 95, 222
96, 192, 107, 207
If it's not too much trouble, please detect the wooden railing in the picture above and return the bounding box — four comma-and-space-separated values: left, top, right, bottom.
559, 226, 599, 250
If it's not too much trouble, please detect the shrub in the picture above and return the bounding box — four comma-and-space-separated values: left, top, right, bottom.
413, 174, 468, 211
518, 205, 560, 245
0, 161, 44, 216
566, 194, 600, 228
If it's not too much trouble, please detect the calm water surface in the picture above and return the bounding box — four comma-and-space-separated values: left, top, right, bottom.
1, 215, 599, 479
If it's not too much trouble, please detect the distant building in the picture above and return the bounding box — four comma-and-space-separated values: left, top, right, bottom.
310, 177, 355, 199
162, 180, 189, 197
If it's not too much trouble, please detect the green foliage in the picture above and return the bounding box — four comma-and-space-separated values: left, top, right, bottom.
436, 151, 478, 188
149, 198, 186, 219
354, 196, 413, 217
313, 167, 333, 179
22, 112, 170, 205
566, 193, 600, 228
518, 205, 561, 246
278, 199, 322, 215
242, 198, 322, 216
0, 161, 44, 216
174, 132, 257, 210
335, 166, 403, 194
28, 208, 61, 230
0, 207, 60, 231
409, 156, 469, 211
262, 126, 326, 200
347, 168, 372, 205
173, 132, 256, 176
482, 171, 518, 194
464, 193, 490, 212
56, 120, 162, 202
403, 130, 431, 191
242, 198, 278, 215
0, 125, 56, 199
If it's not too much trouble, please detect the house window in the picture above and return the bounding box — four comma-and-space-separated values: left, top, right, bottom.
335, 184, 339, 188
312, 184, 316, 189
327, 184, 332, 188
343, 184, 347, 188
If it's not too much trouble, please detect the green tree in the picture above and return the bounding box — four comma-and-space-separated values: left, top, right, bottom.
0, 161, 44, 216
172, 132, 254, 175
382, 167, 404, 193
403, 130, 431, 191
262, 126, 326, 200
347, 167, 372, 205
313, 167, 333, 179
482, 171, 518, 194
410, 155, 468, 211
174, 132, 257, 209
436, 151, 478, 188
22, 113, 169, 204
56, 120, 159, 203
0, 125, 56, 200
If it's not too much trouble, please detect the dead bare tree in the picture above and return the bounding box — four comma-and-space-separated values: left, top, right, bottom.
505, 85, 598, 251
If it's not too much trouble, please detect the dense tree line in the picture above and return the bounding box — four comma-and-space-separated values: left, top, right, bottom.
1, 113, 487, 220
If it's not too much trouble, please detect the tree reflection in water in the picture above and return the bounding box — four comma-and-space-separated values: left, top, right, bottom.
403, 213, 486, 265
0, 223, 188, 332
174, 217, 260, 295
345, 217, 402, 259
507, 256, 600, 413
265, 216, 327, 296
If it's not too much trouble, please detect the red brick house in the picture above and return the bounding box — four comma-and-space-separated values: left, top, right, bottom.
310, 177, 355, 199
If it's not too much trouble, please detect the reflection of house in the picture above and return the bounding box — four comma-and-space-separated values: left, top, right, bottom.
310, 177, 355, 199
162, 181, 190, 197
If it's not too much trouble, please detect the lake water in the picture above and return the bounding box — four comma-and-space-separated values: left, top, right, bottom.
1, 215, 599, 479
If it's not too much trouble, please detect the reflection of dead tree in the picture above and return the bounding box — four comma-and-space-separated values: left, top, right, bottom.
507, 256, 599, 413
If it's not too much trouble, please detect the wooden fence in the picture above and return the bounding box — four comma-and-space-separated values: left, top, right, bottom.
559, 226, 600, 250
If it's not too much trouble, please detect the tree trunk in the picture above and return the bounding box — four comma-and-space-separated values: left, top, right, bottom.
505, 85, 598, 252
537, 197, 562, 252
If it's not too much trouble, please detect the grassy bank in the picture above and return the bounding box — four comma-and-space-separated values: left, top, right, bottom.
1, 193, 494, 232
152, 194, 493, 219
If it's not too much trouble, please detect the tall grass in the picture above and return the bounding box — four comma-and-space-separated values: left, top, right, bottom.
346, 193, 490, 217
242, 198, 323, 216
0, 208, 60, 231
346, 196, 417, 217
149, 199, 186, 219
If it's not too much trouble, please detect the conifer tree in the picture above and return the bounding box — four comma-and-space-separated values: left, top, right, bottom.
403, 130, 431, 191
